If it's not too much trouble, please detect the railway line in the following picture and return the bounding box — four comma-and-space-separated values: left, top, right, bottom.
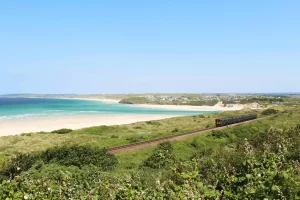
108, 114, 278, 154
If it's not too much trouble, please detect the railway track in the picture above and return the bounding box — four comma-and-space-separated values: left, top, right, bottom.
108, 114, 278, 154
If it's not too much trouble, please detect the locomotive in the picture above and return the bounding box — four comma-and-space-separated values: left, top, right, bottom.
215, 114, 257, 127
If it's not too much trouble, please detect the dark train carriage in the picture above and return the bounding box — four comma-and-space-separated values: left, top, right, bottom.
215, 114, 257, 127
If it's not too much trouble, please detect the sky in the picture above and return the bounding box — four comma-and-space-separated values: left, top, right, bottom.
0, 0, 299, 94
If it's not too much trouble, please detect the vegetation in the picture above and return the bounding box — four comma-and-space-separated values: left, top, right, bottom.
261, 108, 278, 115
51, 128, 73, 134
223, 96, 285, 105
0, 145, 117, 182
143, 142, 175, 169
119, 96, 219, 106
0, 110, 255, 156
0, 106, 300, 199
41, 145, 117, 170
119, 97, 153, 104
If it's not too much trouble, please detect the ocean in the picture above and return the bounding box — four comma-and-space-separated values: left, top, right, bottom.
0, 98, 216, 120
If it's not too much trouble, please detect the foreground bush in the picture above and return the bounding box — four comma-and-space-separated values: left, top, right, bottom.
0, 153, 39, 181
41, 145, 117, 170
0, 145, 117, 182
143, 142, 175, 169
1, 126, 300, 199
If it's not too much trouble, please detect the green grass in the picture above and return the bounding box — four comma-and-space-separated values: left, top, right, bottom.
119, 96, 219, 106
113, 108, 300, 172
0, 110, 261, 157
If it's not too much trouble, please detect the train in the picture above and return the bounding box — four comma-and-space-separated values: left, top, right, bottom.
215, 114, 257, 127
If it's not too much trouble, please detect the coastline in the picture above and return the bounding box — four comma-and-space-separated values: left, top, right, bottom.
64, 97, 121, 104
60, 97, 244, 111
0, 97, 243, 137
129, 103, 243, 111
11, 96, 245, 111
0, 114, 180, 136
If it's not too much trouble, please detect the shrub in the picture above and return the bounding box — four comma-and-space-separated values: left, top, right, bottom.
206, 123, 214, 128
261, 108, 278, 115
210, 130, 229, 138
190, 137, 206, 148
134, 126, 143, 129
172, 128, 179, 133
41, 145, 117, 170
143, 142, 175, 169
146, 121, 161, 126
0, 153, 39, 181
51, 128, 73, 134
126, 135, 147, 143
0, 145, 118, 181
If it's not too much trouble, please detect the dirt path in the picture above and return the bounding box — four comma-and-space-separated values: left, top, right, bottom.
108, 115, 277, 154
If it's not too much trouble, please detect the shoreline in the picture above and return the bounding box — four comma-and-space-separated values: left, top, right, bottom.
0, 114, 180, 137
3, 96, 245, 111
60, 97, 121, 104
129, 103, 243, 111
0, 97, 244, 137
58, 97, 244, 111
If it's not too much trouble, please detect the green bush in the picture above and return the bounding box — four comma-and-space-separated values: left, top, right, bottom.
172, 128, 179, 133
261, 108, 278, 115
41, 145, 117, 170
51, 128, 73, 134
206, 123, 214, 128
143, 142, 175, 169
0, 145, 118, 181
210, 130, 229, 138
190, 137, 208, 149
126, 135, 147, 143
0, 153, 39, 181
134, 126, 143, 129
146, 121, 161, 126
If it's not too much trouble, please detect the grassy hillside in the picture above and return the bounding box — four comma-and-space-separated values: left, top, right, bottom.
1, 106, 300, 199
0, 110, 260, 156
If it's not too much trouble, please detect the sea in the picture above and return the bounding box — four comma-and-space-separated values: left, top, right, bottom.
0, 98, 216, 120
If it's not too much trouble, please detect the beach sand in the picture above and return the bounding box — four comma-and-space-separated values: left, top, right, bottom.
129, 104, 243, 111
74, 98, 244, 111
0, 114, 179, 136
0, 98, 244, 137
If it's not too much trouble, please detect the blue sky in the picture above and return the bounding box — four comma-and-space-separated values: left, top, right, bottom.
0, 1, 299, 94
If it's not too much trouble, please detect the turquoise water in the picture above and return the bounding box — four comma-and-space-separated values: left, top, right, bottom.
0, 98, 217, 120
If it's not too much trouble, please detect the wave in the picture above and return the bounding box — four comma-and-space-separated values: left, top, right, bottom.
0, 112, 67, 120
79, 111, 99, 113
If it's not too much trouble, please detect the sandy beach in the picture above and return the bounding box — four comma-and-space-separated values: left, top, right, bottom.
129, 103, 243, 111
0, 114, 179, 136
74, 98, 244, 111
0, 98, 244, 137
